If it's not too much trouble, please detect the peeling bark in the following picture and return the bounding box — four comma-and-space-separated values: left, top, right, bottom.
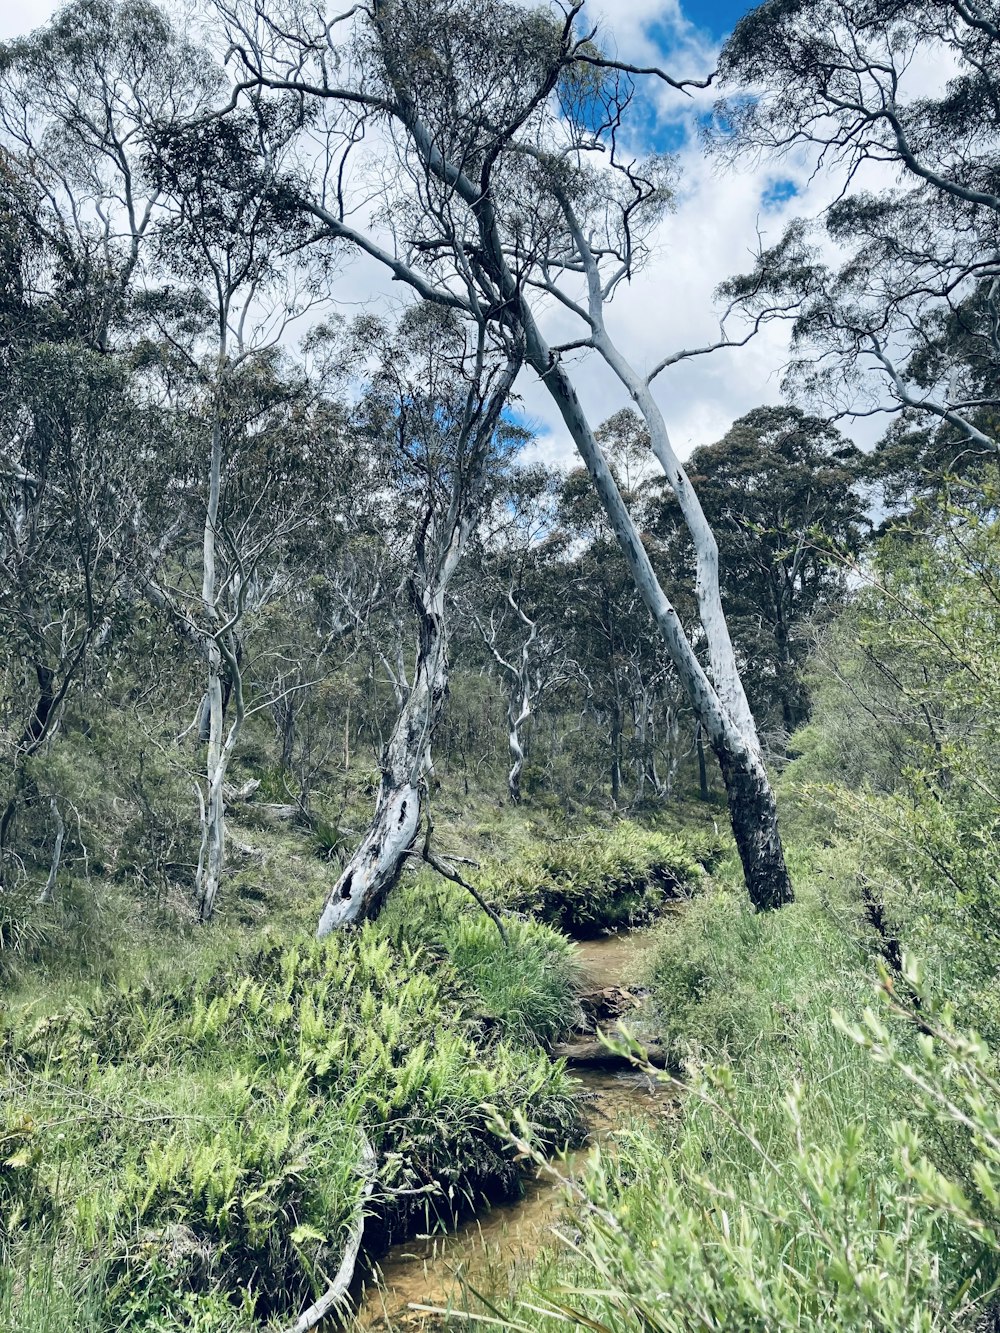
317, 589, 447, 934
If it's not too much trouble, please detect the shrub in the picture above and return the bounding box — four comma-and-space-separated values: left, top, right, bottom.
506, 960, 1000, 1333
478, 821, 708, 935
378, 875, 582, 1046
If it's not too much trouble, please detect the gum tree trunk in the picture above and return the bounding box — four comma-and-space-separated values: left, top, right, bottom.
194, 408, 226, 923
523, 312, 793, 911
316, 584, 448, 934
315, 338, 519, 933
193, 394, 247, 924
479, 599, 539, 805
506, 683, 530, 804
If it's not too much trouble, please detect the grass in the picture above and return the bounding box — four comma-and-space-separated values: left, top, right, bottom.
1, 816, 590, 1333
475, 819, 717, 935
476, 825, 1000, 1333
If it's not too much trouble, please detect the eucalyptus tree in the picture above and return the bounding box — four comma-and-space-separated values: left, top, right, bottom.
138, 107, 323, 921
221, 0, 795, 912
715, 0, 1000, 456
0, 190, 153, 886
0, 0, 227, 900
316, 307, 522, 932
669, 407, 867, 736
468, 465, 577, 804
0, 0, 219, 350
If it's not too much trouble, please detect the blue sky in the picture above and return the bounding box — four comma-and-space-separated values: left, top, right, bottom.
680, 0, 756, 39
2, 0, 829, 460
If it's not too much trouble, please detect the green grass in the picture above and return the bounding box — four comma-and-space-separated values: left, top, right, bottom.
2, 881, 584, 1331
475, 820, 716, 935
377, 873, 583, 1045
480, 833, 1000, 1333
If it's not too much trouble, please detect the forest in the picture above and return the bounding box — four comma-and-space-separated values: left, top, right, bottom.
2, 0, 1000, 1329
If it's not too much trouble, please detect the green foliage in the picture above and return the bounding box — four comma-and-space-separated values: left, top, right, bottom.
508, 935, 1000, 1333
2, 925, 582, 1330
443, 913, 580, 1046
477, 821, 709, 935
378, 875, 581, 1046
787, 482, 1000, 1039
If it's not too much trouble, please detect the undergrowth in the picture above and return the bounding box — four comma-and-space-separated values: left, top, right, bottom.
2, 917, 582, 1331
476, 820, 715, 935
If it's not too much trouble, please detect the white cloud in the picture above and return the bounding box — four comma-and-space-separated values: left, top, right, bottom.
511, 0, 842, 466
2, 0, 864, 463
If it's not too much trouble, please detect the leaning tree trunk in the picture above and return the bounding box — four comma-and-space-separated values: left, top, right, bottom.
317, 586, 449, 935
523, 314, 793, 911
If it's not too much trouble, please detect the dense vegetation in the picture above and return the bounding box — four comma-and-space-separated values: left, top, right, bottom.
2, 0, 999, 1330
507, 483, 1000, 1332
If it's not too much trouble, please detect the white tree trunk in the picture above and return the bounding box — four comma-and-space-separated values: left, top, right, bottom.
196, 650, 226, 921
523, 311, 793, 910
193, 401, 246, 924
593, 333, 759, 751
317, 586, 449, 934
507, 685, 531, 805
37, 797, 64, 905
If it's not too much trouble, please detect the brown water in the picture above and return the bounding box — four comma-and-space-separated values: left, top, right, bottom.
354, 930, 674, 1330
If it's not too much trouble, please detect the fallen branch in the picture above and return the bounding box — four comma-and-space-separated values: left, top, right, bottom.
282, 1133, 376, 1333
418, 800, 508, 945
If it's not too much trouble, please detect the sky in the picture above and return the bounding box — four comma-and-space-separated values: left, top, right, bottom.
1, 0, 850, 465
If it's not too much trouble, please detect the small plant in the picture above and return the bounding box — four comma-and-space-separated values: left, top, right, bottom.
504, 957, 1000, 1333
3, 925, 583, 1331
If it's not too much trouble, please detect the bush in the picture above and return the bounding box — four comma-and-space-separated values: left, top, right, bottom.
377, 874, 582, 1046
478, 821, 709, 935
508, 949, 1000, 1332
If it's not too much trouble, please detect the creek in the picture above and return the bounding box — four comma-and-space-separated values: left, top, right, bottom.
354, 928, 675, 1329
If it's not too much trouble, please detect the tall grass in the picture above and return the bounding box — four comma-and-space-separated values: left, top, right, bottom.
476, 821, 715, 935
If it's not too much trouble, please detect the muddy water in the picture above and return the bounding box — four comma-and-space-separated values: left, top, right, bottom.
355, 930, 673, 1329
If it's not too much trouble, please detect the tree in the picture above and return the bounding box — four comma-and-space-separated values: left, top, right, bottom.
138, 107, 319, 921
669, 406, 867, 736
0, 0, 218, 349
0, 283, 152, 885
716, 0, 1000, 457
467, 465, 577, 804
316, 307, 522, 932
221, 0, 795, 912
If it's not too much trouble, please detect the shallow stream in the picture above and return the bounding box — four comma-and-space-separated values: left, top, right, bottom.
354, 929, 674, 1329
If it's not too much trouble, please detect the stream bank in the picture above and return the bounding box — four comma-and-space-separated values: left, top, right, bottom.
355, 928, 676, 1329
